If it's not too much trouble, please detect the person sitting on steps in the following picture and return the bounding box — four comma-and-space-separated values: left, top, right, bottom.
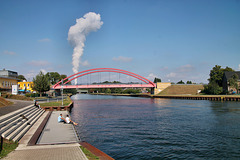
34, 100, 40, 109
58, 114, 66, 123
65, 115, 78, 125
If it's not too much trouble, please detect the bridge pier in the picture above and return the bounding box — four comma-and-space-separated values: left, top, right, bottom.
151, 88, 157, 95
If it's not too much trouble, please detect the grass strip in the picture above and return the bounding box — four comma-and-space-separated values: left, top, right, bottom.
0, 97, 13, 108
40, 96, 72, 107
80, 146, 99, 160
1, 94, 33, 101
0, 138, 18, 159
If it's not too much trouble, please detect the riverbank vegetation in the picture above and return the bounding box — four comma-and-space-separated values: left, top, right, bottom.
89, 88, 142, 94
202, 65, 238, 95
0, 97, 13, 107
1, 93, 33, 101
80, 146, 99, 160
0, 138, 18, 159
87, 81, 144, 94
40, 96, 72, 107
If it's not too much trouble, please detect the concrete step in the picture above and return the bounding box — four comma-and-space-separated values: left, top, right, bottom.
6, 109, 44, 140
0, 108, 37, 134
0, 108, 39, 137
0, 106, 35, 128
13, 110, 45, 142
0, 104, 34, 123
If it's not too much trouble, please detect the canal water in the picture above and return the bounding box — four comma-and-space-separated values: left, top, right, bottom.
71, 94, 240, 159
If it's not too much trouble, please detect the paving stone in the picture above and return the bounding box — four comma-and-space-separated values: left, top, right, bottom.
3, 146, 88, 160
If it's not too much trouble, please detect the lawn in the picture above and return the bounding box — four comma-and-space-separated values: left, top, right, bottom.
0, 138, 18, 159
80, 146, 99, 160
40, 97, 72, 107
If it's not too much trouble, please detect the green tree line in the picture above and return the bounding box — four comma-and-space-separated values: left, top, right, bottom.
32, 71, 77, 96
202, 65, 238, 95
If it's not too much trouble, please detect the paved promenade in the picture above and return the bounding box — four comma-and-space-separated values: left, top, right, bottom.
0, 99, 33, 116
37, 111, 79, 144
3, 110, 87, 160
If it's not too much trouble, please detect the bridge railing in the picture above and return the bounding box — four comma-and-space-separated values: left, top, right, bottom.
63, 82, 145, 85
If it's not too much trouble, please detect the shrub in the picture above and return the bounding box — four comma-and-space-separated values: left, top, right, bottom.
25, 93, 40, 97
202, 82, 223, 95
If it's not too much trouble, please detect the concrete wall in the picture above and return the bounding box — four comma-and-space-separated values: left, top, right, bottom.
154, 82, 171, 94
0, 76, 18, 91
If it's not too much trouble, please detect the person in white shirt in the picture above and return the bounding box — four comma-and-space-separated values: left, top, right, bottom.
65, 115, 78, 125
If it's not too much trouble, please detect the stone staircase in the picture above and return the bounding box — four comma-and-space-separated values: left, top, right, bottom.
0, 105, 45, 142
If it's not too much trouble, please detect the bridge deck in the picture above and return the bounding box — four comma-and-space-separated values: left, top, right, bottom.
54, 83, 155, 89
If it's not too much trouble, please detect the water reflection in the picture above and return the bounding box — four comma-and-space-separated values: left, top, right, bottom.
71, 94, 240, 159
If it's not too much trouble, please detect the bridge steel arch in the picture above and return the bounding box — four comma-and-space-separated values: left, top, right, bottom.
52, 68, 156, 89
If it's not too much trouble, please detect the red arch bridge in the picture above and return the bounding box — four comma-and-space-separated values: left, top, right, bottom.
52, 68, 156, 91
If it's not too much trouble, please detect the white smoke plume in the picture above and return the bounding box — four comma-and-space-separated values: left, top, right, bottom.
68, 12, 103, 84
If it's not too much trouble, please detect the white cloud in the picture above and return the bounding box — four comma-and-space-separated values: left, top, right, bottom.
3, 50, 16, 55
178, 64, 194, 72
112, 56, 132, 62
238, 64, 240, 70
160, 66, 168, 71
25, 71, 36, 81
80, 60, 90, 67
166, 72, 177, 78
28, 60, 50, 66
38, 38, 51, 42
147, 73, 157, 81
40, 69, 47, 74
24, 69, 48, 81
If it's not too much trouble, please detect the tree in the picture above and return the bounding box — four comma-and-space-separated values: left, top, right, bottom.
46, 72, 61, 85
18, 75, 26, 81
123, 88, 141, 94
154, 77, 161, 83
186, 81, 192, 84
64, 88, 77, 95
202, 81, 222, 95
208, 65, 234, 87
177, 80, 185, 84
105, 88, 111, 94
208, 65, 224, 87
32, 71, 50, 96
204, 65, 235, 95
60, 74, 68, 83
228, 73, 239, 94
112, 81, 120, 84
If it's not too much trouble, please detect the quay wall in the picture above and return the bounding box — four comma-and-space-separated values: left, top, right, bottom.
152, 95, 240, 101
95, 93, 240, 102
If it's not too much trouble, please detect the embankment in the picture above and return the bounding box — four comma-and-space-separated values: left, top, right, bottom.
158, 84, 204, 95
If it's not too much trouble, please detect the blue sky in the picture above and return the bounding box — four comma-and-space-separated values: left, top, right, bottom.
1, 0, 240, 83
